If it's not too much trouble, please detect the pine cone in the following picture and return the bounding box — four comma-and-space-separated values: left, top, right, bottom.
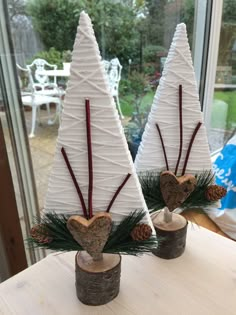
131, 224, 152, 241
205, 185, 227, 201
30, 224, 52, 244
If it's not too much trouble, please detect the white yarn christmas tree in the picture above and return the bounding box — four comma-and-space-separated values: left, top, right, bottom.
44, 12, 152, 225
135, 23, 212, 176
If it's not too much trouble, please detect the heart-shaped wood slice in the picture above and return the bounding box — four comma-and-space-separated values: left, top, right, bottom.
160, 171, 197, 212
67, 212, 112, 261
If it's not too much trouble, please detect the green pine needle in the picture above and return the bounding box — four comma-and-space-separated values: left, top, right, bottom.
139, 170, 216, 213
28, 211, 157, 256
28, 213, 83, 252
105, 210, 157, 255
105, 210, 146, 248
139, 172, 165, 211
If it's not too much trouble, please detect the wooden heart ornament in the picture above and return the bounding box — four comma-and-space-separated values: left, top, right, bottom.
160, 171, 197, 212
67, 212, 112, 261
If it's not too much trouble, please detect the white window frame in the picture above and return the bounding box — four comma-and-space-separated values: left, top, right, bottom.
201, 0, 223, 133
0, 0, 44, 264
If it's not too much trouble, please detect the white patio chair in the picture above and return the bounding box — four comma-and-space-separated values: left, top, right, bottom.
102, 60, 110, 73
26, 58, 64, 99
17, 64, 61, 138
104, 58, 124, 119
26, 58, 64, 112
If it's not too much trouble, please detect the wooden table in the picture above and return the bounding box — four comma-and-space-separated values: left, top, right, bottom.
0, 225, 236, 315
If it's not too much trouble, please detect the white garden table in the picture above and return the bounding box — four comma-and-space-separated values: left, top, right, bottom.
37, 69, 70, 77
0, 224, 235, 315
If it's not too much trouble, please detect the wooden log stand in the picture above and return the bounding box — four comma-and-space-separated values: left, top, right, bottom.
151, 211, 188, 259
75, 251, 121, 305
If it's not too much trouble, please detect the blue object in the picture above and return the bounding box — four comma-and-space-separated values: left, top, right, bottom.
213, 144, 236, 210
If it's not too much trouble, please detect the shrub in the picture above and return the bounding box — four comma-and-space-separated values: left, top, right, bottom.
26, 0, 79, 51
143, 65, 156, 76
26, 0, 140, 65
62, 50, 72, 63
119, 78, 132, 96
28, 47, 63, 69
128, 71, 150, 97
143, 45, 167, 63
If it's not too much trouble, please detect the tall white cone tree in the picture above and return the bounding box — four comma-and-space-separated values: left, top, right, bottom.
135, 23, 212, 176
44, 12, 152, 225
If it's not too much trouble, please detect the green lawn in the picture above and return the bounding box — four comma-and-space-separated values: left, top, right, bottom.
120, 91, 155, 117
212, 91, 236, 130
120, 89, 236, 131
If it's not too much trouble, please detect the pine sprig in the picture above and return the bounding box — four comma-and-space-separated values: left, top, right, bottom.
139, 170, 217, 213
105, 211, 146, 248
104, 237, 157, 255
182, 171, 215, 210
139, 172, 165, 211
28, 213, 83, 251
104, 210, 157, 255
28, 211, 157, 256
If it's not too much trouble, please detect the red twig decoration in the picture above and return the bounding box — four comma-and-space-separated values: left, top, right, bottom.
85, 99, 93, 219
155, 123, 169, 170
181, 122, 202, 176
106, 173, 131, 213
61, 147, 88, 219
175, 85, 183, 175
61, 99, 131, 218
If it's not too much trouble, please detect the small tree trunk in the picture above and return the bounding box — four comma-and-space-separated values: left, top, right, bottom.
152, 211, 187, 259
75, 251, 121, 305
163, 207, 172, 223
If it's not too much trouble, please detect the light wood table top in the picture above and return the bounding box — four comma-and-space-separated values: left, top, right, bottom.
0, 224, 236, 315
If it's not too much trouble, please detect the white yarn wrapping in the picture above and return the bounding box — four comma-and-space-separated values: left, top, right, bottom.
135, 23, 212, 176
44, 12, 152, 226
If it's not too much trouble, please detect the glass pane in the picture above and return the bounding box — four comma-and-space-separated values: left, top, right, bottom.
1, 0, 41, 266
0, 68, 29, 272
8, 0, 63, 211
0, 0, 213, 264
6, 0, 203, 215
0, 104, 27, 278
210, 0, 236, 152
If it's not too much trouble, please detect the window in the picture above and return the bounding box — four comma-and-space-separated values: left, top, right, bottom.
208, 0, 236, 152
1, 0, 224, 268
6, 0, 203, 213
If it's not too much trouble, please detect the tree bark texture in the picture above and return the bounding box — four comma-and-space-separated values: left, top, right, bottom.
75, 251, 121, 305
152, 216, 188, 259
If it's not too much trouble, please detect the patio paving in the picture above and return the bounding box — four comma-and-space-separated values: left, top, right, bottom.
26, 109, 59, 211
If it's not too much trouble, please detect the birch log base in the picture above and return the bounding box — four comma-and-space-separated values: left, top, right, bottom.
75, 251, 121, 306
152, 211, 188, 259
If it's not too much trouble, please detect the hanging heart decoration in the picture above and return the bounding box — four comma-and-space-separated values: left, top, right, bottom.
67, 212, 112, 261
160, 171, 197, 211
